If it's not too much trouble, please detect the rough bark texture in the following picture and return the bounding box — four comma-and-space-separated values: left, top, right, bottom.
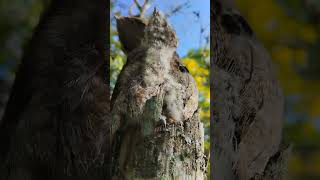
211, 1, 290, 180
0, 0, 111, 179
111, 10, 206, 179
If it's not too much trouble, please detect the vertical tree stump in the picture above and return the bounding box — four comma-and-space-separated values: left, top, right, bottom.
111, 9, 206, 180
115, 111, 206, 179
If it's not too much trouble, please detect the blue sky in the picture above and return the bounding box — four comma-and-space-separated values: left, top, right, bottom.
113, 0, 210, 57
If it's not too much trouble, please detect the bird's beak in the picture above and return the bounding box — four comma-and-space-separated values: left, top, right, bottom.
114, 14, 121, 20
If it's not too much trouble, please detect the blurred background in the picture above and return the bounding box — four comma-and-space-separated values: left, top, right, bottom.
235, 0, 320, 179
0, 0, 50, 119
1, 0, 319, 179
0, 0, 211, 177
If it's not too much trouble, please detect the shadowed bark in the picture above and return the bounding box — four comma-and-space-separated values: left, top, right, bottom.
211, 1, 290, 180
0, 0, 111, 179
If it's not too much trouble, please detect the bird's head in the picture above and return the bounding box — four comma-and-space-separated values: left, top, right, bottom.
143, 8, 178, 48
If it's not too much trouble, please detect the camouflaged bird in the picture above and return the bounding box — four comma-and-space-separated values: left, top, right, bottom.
111, 8, 199, 177
212, 0, 290, 180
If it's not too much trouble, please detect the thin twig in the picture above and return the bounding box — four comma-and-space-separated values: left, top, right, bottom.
129, 0, 149, 18
165, 2, 190, 18
129, 3, 135, 16
139, 0, 149, 17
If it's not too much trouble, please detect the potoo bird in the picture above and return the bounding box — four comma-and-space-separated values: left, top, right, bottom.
111, 8, 199, 177
212, 0, 289, 180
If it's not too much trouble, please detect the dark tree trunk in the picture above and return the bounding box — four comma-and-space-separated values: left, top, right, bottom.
0, 0, 111, 179
211, 1, 290, 180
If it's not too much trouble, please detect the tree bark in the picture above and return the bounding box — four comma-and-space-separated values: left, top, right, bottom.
0, 0, 111, 179
111, 10, 207, 180
211, 1, 290, 180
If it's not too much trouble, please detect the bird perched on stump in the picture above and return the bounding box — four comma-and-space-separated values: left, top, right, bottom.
111, 8, 199, 178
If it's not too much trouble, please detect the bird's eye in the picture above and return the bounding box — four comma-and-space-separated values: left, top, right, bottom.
179, 65, 189, 73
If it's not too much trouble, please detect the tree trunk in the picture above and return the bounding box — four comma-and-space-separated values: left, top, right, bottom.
0, 0, 111, 179
211, 1, 290, 180
113, 109, 206, 180
111, 10, 207, 180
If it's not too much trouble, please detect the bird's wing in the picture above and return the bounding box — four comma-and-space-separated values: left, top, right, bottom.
112, 16, 147, 109
111, 61, 128, 110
